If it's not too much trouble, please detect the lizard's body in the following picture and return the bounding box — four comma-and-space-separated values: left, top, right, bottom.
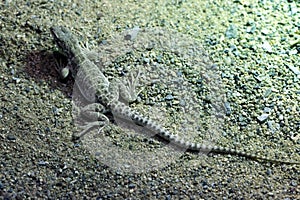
50, 26, 299, 165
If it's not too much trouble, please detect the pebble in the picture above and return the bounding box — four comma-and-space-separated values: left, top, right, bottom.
225, 24, 238, 39
278, 114, 284, 121
246, 25, 255, 34
7, 135, 16, 140
38, 161, 49, 166
261, 41, 272, 53
224, 101, 232, 115
261, 28, 270, 35
290, 180, 297, 187
128, 183, 136, 189
285, 63, 300, 75
165, 94, 174, 101
263, 107, 271, 113
257, 113, 269, 122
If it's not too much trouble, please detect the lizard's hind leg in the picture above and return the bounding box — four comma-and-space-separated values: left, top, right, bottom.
73, 103, 110, 139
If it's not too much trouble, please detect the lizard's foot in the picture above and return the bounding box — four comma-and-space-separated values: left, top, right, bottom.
72, 103, 110, 139
79, 41, 102, 66
53, 50, 70, 79
119, 69, 143, 103
73, 121, 107, 139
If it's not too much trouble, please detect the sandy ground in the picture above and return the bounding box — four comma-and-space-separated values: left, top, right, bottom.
0, 0, 299, 199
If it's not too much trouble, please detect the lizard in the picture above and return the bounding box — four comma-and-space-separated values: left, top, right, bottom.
50, 26, 300, 165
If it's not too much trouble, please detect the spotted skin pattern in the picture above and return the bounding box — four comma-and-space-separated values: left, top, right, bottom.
50, 26, 299, 165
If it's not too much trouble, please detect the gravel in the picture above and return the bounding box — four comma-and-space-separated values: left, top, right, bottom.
0, 0, 299, 199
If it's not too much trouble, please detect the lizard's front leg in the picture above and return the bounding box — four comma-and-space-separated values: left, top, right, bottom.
111, 69, 142, 103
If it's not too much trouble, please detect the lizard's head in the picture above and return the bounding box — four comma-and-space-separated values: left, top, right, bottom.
50, 26, 78, 56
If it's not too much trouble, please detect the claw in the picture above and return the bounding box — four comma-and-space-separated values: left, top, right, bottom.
121, 69, 143, 102
73, 121, 107, 139
53, 51, 70, 79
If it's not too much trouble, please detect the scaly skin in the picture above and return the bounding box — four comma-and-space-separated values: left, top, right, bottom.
50, 26, 300, 165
